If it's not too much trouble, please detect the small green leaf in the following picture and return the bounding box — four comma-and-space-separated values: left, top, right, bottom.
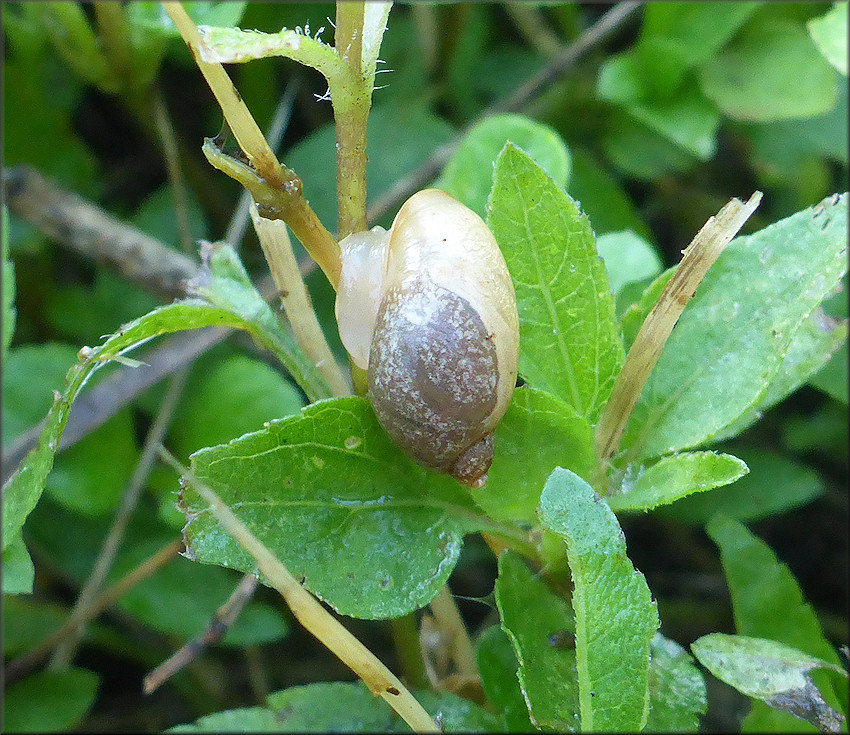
607, 451, 749, 513
645, 633, 707, 732
489, 144, 624, 422
691, 634, 846, 731
472, 387, 595, 524
808, 340, 848, 403
3, 596, 73, 657
435, 113, 571, 219
538, 468, 659, 731
596, 230, 663, 298
128, 2, 247, 37
623, 193, 848, 460
494, 551, 580, 731
657, 449, 823, 524
2, 534, 34, 594
698, 17, 839, 121
475, 625, 537, 732
807, 3, 848, 76
2, 667, 99, 732
183, 396, 487, 619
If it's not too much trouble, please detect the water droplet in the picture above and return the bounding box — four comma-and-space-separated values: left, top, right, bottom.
344, 436, 362, 450
312, 456, 325, 468
379, 575, 394, 590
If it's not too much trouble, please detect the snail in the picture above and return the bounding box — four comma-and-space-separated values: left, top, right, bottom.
335, 189, 519, 488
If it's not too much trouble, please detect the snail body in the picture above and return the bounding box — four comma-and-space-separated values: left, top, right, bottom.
335, 189, 519, 488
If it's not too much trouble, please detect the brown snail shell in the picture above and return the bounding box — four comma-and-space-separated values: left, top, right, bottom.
335, 189, 519, 487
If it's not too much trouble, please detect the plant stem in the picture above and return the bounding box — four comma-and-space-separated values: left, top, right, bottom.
334, 1, 370, 237
429, 587, 479, 682
594, 192, 763, 466
160, 447, 440, 732
389, 614, 432, 690
250, 204, 351, 396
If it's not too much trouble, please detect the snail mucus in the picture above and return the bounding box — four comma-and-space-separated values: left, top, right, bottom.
335, 189, 520, 488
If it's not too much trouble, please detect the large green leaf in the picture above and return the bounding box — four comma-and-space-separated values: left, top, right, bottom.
435, 113, 571, 219
538, 469, 659, 731
494, 551, 580, 731
606, 451, 748, 513
2, 668, 99, 732
2, 243, 329, 550
645, 633, 707, 732
489, 144, 624, 422
691, 634, 846, 731
698, 17, 839, 121
596, 230, 663, 298
622, 193, 848, 460
471, 387, 595, 525
182, 396, 494, 619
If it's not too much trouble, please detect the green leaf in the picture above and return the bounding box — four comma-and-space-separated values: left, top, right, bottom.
809, 341, 848, 403
406, 690, 507, 732
475, 625, 537, 732
645, 633, 707, 732
622, 193, 848, 460
807, 3, 848, 76
2, 667, 99, 732
657, 449, 823, 525
566, 148, 653, 240
489, 144, 624, 423
706, 515, 846, 730
168, 353, 305, 460
169, 707, 280, 732
538, 468, 659, 731
2, 534, 34, 594
713, 307, 848, 440
691, 634, 846, 731
607, 451, 749, 513
596, 230, 663, 298
3, 596, 74, 657
494, 551, 580, 731
471, 387, 595, 524
622, 86, 720, 160
182, 396, 489, 619
435, 113, 571, 219
698, 17, 839, 121
2, 206, 15, 358
2, 243, 330, 551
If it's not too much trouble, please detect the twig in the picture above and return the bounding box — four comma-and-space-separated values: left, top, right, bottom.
225, 78, 301, 249
595, 191, 763, 464
48, 368, 190, 670
159, 447, 440, 733
365, 1, 642, 224
250, 204, 351, 396
152, 85, 196, 253
428, 587, 479, 683
5, 540, 182, 682
144, 573, 260, 694
2, 165, 198, 300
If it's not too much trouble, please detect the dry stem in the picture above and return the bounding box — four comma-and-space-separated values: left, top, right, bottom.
595, 191, 763, 464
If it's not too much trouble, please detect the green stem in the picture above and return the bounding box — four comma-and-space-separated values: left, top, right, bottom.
333, 1, 370, 238
389, 615, 432, 690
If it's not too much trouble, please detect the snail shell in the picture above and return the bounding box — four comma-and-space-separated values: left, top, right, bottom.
335, 189, 519, 488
